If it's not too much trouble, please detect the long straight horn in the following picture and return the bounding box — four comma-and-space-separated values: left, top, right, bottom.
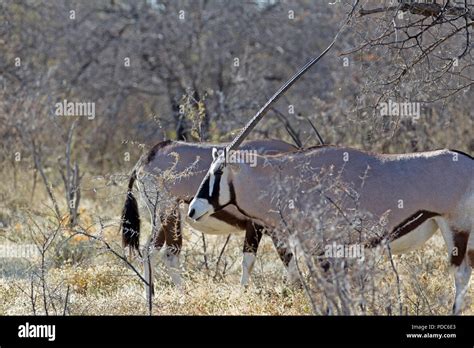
226, 0, 359, 152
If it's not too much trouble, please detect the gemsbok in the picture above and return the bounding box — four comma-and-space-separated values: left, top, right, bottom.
120, 139, 298, 298
188, 137, 473, 314
188, 25, 473, 313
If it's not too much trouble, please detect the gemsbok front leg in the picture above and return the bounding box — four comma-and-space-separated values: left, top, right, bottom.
241, 221, 263, 286
241, 222, 298, 286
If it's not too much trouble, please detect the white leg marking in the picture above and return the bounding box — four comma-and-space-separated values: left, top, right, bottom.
241, 252, 256, 286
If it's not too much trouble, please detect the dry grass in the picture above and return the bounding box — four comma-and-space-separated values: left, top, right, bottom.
0, 170, 472, 316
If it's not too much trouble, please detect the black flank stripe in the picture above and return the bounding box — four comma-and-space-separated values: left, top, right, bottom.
366, 210, 439, 248
391, 210, 439, 240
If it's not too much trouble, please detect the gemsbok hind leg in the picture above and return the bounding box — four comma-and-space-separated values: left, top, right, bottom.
143, 216, 161, 309
144, 228, 165, 295
435, 217, 472, 314
267, 232, 299, 284
241, 221, 263, 286
161, 208, 183, 287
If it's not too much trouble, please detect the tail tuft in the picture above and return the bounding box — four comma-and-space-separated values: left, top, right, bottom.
121, 171, 140, 252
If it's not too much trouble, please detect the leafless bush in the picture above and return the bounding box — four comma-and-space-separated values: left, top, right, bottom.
266, 165, 415, 315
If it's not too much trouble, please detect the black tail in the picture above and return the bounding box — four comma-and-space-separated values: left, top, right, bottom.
121, 170, 140, 252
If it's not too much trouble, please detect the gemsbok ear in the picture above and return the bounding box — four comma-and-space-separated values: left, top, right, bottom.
212, 148, 219, 160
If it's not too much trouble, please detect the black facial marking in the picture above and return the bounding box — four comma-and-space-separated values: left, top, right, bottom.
209, 171, 222, 208
195, 170, 223, 210
196, 174, 210, 199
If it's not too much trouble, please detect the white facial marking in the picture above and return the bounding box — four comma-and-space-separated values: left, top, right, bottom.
188, 153, 226, 220
188, 197, 214, 220
218, 167, 231, 206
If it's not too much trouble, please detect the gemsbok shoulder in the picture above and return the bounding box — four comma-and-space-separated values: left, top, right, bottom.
188, 144, 474, 314
120, 139, 298, 300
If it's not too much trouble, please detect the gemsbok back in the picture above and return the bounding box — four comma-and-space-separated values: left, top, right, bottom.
189, 143, 473, 314
120, 139, 298, 302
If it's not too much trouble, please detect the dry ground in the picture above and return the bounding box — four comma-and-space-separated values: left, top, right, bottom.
0, 171, 472, 315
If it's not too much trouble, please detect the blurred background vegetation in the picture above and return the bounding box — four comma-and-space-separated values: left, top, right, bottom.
0, 0, 472, 315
